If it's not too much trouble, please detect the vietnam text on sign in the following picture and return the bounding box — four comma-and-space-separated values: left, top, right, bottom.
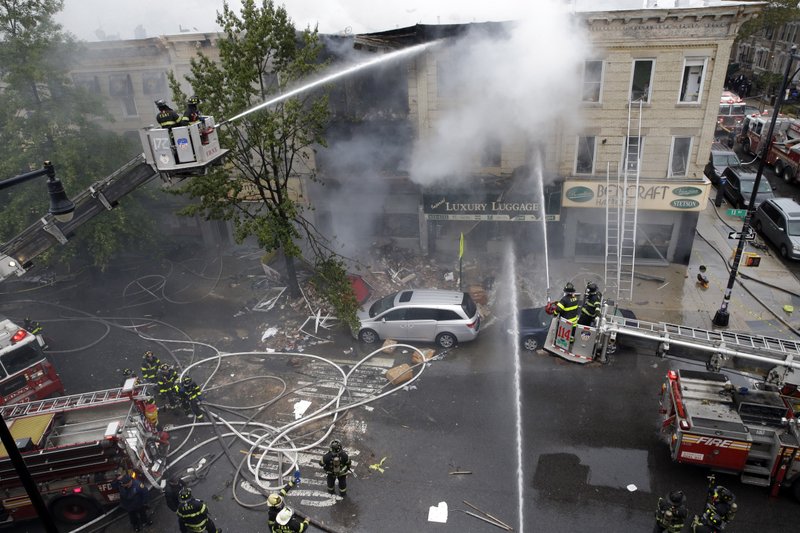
728, 230, 755, 241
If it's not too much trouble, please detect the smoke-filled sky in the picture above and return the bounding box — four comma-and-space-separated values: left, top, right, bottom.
56, 0, 720, 41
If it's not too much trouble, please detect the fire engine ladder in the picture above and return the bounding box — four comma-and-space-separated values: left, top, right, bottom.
605, 98, 642, 302
0, 384, 154, 419
602, 312, 800, 376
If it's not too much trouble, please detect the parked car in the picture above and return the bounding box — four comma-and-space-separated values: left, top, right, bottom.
355, 289, 481, 348
704, 143, 741, 185
518, 305, 636, 352
721, 166, 775, 209
752, 197, 800, 260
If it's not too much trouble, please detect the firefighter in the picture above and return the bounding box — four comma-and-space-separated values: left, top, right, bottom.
578, 282, 602, 326
155, 99, 180, 129
182, 95, 203, 124
691, 507, 725, 533
272, 507, 309, 533
178, 375, 204, 419
23, 317, 42, 335
267, 472, 300, 529
141, 350, 160, 382
705, 477, 737, 524
319, 439, 352, 497
553, 282, 580, 325
164, 476, 187, 532
156, 364, 179, 409
144, 397, 159, 428
177, 487, 219, 533
653, 490, 688, 533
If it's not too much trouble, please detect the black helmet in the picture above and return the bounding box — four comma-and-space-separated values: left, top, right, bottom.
715, 486, 735, 502
564, 282, 575, 293
178, 487, 192, 500
702, 507, 724, 527
668, 490, 685, 506
188, 95, 200, 105
587, 282, 598, 293
330, 439, 342, 453
155, 99, 168, 109
182, 376, 192, 384
144, 350, 155, 360
160, 363, 169, 371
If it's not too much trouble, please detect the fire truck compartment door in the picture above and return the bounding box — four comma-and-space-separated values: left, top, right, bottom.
677, 429, 751, 470
0, 413, 54, 458
172, 127, 197, 164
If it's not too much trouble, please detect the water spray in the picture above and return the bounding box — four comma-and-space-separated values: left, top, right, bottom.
218, 41, 438, 127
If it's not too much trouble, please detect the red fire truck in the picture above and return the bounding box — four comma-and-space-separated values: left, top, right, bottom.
765, 120, 800, 183
0, 382, 168, 527
738, 112, 793, 158
0, 317, 63, 405
660, 369, 800, 500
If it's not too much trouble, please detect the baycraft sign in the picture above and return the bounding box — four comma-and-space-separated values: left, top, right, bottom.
562, 181, 709, 212
423, 194, 559, 221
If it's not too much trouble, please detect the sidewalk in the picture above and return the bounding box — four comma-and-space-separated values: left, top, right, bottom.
630, 199, 800, 339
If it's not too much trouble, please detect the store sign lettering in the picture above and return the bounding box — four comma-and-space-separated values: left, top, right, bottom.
672, 186, 703, 197
565, 186, 594, 202
670, 199, 700, 209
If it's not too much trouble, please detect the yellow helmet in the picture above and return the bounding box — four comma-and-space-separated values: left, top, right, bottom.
267, 493, 282, 507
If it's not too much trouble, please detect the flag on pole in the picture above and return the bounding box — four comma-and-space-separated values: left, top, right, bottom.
459, 232, 464, 259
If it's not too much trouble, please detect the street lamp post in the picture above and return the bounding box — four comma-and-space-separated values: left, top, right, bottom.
0, 161, 73, 532
713, 46, 800, 327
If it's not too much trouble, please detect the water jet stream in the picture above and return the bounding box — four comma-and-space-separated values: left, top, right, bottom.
221, 41, 437, 126
506, 241, 525, 533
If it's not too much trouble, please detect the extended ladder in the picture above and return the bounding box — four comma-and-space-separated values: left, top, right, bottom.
603, 313, 800, 373
0, 384, 153, 419
606, 99, 643, 302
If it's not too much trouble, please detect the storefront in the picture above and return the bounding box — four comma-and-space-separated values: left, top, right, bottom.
560, 179, 710, 265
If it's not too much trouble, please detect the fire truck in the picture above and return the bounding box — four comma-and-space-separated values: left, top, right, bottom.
738, 112, 793, 159
765, 120, 800, 183
0, 381, 167, 527
0, 317, 63, 405
660, 369, 800, 500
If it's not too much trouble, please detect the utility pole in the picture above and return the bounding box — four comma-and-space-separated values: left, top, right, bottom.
713, 45, 800, 327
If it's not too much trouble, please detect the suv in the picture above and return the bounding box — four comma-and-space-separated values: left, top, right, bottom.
704, 142, 741, 185
721, 166, 774, 209
355, 289, 481, 348
752, 197, 800, 260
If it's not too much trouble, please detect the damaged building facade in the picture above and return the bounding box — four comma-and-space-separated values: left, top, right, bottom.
342, 2, 761, 267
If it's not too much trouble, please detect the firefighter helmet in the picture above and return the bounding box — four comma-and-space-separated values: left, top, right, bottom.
188, 95, 200, 105
155, 99, 168, 109
668, 490, 685, 506
714, 486, 735, 502
563, 282, 575, 293
702, 507, 724, 527
160, 363, 170, 372
182, 376, 192, 385
330, 439, 342, 453
179, 487, 192, 500
276, 507, 293, 525
587, 282, 598, 294
267, 493, 283, 507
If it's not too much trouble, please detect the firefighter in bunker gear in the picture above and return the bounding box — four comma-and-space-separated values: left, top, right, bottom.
691, 506, 725, 533
653, 490, 688, 533
141, 350, 160, 382
319, 439, 352, 497
157, 364, 179, 409
705, 477, 737, 524
23, 317, 42, 335
273, 507, 309, 533
578, 282, 602, 326
155, 99, 181, 129
177, 487, 219, 533
267, 477, 298, 528
178, 375, 204, 419
554, 282, 580, 325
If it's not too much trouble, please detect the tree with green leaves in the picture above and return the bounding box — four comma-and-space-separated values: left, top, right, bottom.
170, 0, 358, 328
738, 0, 800, 41
0, 0, 154, 272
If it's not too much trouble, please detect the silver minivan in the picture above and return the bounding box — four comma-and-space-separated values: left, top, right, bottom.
753, 197, 800, 260
355, 289, 481, 348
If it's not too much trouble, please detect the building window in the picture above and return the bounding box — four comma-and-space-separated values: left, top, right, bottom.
120, 95, 138, 118
669, 137, 692, 177
575, 136, 595, 174
481, 139, 501, 167
624, 136, 644, 174
109, 74, 133, 97
631, 59, 654, 103
72, 74, 100, 94
679, 58, 707, 103
582, 60, 603, 103
142, 72, 167, 95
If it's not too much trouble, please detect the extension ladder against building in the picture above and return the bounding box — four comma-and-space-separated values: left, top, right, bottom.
0, 384, 153, 419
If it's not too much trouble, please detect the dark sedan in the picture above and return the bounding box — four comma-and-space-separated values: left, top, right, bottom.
518, 306, 636, 352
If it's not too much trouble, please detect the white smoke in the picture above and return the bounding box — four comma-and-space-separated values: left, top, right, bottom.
409, 1, 591, 186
